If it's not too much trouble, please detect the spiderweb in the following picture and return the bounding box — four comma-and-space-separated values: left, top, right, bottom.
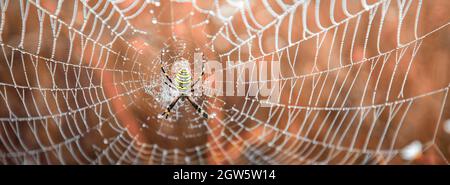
0, 0, 449, 164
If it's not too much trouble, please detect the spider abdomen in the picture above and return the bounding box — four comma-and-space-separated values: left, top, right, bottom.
175, 68, 192, 91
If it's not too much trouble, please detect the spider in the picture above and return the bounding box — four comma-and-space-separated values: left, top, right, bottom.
159, 50, 209, 119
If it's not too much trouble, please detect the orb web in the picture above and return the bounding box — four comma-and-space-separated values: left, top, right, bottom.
0, 0, 449, 164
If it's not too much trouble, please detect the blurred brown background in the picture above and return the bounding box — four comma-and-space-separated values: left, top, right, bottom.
0, 0, 449, 164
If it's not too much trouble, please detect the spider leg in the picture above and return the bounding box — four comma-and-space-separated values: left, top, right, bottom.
160, 59, 178, 90
190, 78, 200, 93
191, 57, 205, 93
190, 69, 205, 93
164, 81, 177, 90
161, 96, 182, 119
160, 65, 179, 90
161, 66, 174, 84
186, 96, 209, 119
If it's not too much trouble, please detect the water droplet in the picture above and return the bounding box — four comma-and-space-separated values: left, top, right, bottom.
401, 140, 422, 161
444, 119, 450, 134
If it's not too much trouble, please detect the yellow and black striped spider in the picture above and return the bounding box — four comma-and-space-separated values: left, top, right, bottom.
159, 50, 208, 119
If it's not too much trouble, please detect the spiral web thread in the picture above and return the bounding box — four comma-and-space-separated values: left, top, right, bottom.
0, 0, 449, 164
